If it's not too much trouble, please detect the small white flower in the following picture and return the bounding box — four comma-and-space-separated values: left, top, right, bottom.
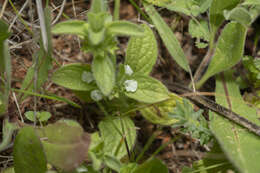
91, 90, 103, 101
124, 80, 138, 92
81, 71, 94, 83
124, 65, 133, 76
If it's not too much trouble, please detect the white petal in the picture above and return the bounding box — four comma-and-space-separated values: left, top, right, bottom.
91, 90, 103, 101
81, 71, 94, 83
124, 80, 138, 92
124, 65, 133, 75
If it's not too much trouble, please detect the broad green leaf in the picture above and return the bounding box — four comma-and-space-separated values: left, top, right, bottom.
140, 93, 182, 125
125, 24, 157, 75
13, 126, 47, 173
144, 3, 190, 72
124, 75, 169, 104
120, 163, 138, 173
25, 111, 51, 122
196, 22, 247, 88
92, 56, 115, 96
36, 120, 91, 171
209, 0, 240, 43
52, 20, 88, 37
133, 157, 168, 173
106, 21, 144, 37
210, 71, 260, 173
98, 116, 136, 159
104, 154, 122, 172
224, 7, 252, 26
52, 63, 96, 91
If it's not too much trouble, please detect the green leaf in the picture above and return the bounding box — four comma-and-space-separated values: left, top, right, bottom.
36, 120, 91, 171
188, 19, 210, 48
52, 63, 96, 91
52, 20, 88, 37
88, 132, 104, 170
133, 157, 168, 173
144, 3, 190, 72
125, 24, 157, 75
25, 111, 51, 122
120, 163, 138, 173
196, 22, 247, 88
210, 71, 260, 173
224, 7, 252, 26
209, 0, 240, 42
90, 0, 107, 13
140, 93, 181, 125
92, 56, 115, 96
2, 167, 15, 173
88, 12, 107, 32
124, 75, 169, 104
98, 116, 136, 159
13, 126, 47, 173
106, 21, 144, 37
0, 120, 17, 152
242, 0, 260, 6
104, 154, 122, 172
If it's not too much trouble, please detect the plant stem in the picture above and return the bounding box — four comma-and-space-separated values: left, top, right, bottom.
128, 0, 152, 23
114, 0, 120, 20
136, 129, 161, 162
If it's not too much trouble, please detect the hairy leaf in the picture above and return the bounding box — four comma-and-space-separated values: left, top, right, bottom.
92, 56, 115, 96
196, 22, 247, 88
144, 3, 190, 72
52, 20, 88, 37
224, 7, 252, 26
98, 116, 136, 159
125, 75, 169, 104
52, 63, 96, 91
107, 21, 144, 37
140, 93, 181, 125
36, 120, 91, 171
209, 0, 240, 42
210, 71, 260, 173
125, 24, 157, 75
13, 127, 47, 173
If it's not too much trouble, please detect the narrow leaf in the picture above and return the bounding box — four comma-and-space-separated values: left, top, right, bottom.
210, 71, 260, 173
197, 22, 247, 88
125, 24, 157, 75
92, 56, 115, 96
13, 127, 47, 173
107, 21, 144, 36
52, 63, 96, 91
144, 3, 190, 72
125, 75, 169, 104
52, 20, 88, 36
